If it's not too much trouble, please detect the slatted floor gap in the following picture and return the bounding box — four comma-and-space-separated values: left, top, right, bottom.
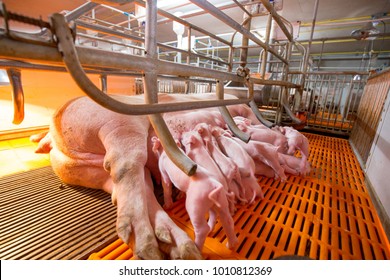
89, 133, 390, 260
1, 133, 389, 259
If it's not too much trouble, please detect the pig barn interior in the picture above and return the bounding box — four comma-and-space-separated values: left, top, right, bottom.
1, 0, 390, 260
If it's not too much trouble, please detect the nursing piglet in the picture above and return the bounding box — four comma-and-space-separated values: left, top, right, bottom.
211, 126, 263, 203
152, 137, 238, 251
181, 130, 236, 214
194, 123, 247, 204
234, 117, 288, 153
232, 138, 287, 182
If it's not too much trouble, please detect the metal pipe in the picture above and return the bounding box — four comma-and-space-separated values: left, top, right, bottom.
189, 0, 288, 65
238, 0, 253, 69
302, 0, 320, 74
0, 35, 237, 82
77, 20, 230, 66
6, 68, 24, 124
144, 0, 197, 176
233, 0, 252, 17
259, 0, 293, 42
133, 0, 232, 47
64, 2, 99, 22
260, 13, 273, 77
99, 74, 107, 93
216, 80, 251, 142
49, 14, 252, 115
0, 34, 303, 90
249, 100, 274, 128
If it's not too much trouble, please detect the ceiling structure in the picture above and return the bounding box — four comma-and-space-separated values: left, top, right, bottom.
2, 0, 390, 72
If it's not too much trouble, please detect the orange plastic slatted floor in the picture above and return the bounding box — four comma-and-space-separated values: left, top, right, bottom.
88, 133, 390, 260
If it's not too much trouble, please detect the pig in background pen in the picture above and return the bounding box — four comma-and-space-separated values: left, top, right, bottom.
31, 93, 310, 259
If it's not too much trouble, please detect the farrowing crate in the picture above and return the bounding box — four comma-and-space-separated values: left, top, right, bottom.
89, 133, 390, 260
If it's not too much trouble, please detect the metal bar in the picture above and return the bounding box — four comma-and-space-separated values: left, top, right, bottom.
216, 80, 251, 142
49, 14, 253, 116
0, 34, 301, 89
133, 0, 232, 47
0, 60, 219, 85
260, 13, 273, 77
77, 33, 144, 51
6, 68, 24, 125
77, 20, 230, 66
232, 0, 252, 17
259, 0, 293, 42
64, 1, 99, 22
100, 74, 107, 93
0, 35, 239, 82
238, 1, 253, 69
249, 100, 274, 127
189, 0, 288, 64
143, 0, 197, 176
302, 0, 320, 74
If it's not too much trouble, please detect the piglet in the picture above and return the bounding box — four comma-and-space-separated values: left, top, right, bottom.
181, 130, 236, 214
152, 137, 238, 251
278, 153, 311, 177
282, 127, 310, 173
232, 138, 287, 182
211, 126, 263, 203
234, 116, 288, 153
194, 123, 247, 204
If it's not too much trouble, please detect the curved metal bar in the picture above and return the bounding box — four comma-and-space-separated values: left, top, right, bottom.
249, 100, 274, 128
280, 88, 304, 124
216, 80, 250, 143
6, 68, 24, 124
143, 0, 196, 176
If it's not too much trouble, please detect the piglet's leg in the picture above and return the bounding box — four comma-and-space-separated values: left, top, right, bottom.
144, 168, 202, 260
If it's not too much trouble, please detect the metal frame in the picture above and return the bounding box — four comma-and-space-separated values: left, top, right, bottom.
0, 0, 302, 175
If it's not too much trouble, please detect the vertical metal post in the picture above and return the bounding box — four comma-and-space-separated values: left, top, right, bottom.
260, 13, 273, 77
302, 0, 319, 75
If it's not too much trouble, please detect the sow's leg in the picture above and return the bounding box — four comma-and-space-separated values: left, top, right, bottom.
144, 168, 202, 259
